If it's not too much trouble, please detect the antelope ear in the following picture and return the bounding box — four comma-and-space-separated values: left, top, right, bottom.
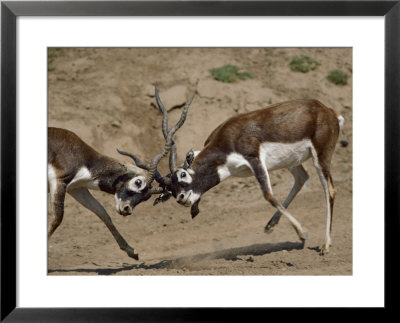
183, 149, 195, 169
186, 149, 194, 164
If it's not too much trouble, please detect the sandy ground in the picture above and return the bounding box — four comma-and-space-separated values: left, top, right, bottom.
48, 48, 352, 275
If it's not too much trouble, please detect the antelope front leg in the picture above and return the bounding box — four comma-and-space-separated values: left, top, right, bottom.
68, 188, 139, 260
246, 157, 308, 242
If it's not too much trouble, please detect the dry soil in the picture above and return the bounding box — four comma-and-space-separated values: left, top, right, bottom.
48, 47, 352, 275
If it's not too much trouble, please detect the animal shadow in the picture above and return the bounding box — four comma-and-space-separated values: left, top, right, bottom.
48, 240, 305, 275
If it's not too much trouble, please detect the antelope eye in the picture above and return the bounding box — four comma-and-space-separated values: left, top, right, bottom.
180, 172, 186, 178
135, 179, 142, 187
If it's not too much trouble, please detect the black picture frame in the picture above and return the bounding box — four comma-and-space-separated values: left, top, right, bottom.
1, 1, 398, 321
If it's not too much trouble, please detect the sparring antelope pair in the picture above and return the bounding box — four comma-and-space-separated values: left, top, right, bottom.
49, 87, 343, 259
48, 86, 195, 259
159, 99, 344, 255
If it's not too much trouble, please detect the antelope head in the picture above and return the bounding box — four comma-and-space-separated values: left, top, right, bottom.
116, 85, 195, 212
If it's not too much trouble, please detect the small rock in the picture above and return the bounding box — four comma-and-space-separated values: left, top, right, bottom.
111, 120, 121, 128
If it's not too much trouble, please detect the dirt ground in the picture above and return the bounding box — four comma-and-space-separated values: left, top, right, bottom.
48, 48, 352, 275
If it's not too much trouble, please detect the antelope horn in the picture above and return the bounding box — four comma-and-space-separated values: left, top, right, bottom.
155, 85, 168, 138
116, 149, 165, 184
146, 91, 195, 184
155, 85, 178, 173
117, 149, 150, 170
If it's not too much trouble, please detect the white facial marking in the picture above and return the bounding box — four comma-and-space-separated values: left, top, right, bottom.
259, 140, 312, 171
128, 176, 146, 193
188, 191, 201, 205
178, 190, 200, 207
176, 169, 193, 184
114, 193, 122, 212
217, 153, 253, 181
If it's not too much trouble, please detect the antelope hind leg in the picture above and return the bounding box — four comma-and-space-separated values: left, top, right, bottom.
265, 165, 309, 233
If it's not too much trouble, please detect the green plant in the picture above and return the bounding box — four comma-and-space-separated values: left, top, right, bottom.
289, 55, 320, 73
327, 70, 348, 85
209, 64, 253, 83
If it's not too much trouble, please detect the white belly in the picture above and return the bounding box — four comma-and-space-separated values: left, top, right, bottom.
216, 140, 312, 181
260, 140, 312, 171
67, 167, 99, 191
217, 153, 253, 181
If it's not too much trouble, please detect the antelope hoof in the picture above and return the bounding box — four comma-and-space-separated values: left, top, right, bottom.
320, 244, 330, 256
264, 224, 274, 234
299, 231, 308, 242
126, 248, 139, 260
264, 215, 280, 234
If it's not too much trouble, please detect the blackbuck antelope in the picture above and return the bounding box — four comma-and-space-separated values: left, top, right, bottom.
47, 88, 195, 259
165, 99, 344, 255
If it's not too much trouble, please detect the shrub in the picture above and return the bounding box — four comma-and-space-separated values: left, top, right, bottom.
327, 70, 348, 85
209, 64, 253, 83
289, 55, 320, 73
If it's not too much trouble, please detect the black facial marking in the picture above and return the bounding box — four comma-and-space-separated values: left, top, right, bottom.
170, 172, 191, 198
130, 190, 152, 207
117, 185, 152, 208
112, 173, 135, 191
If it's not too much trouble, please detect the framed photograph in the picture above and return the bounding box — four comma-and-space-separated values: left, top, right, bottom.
1, 1, 398, 321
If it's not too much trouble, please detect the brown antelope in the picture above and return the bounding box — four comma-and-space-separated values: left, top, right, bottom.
47, 87, 195, 259
161, 99, 344, 255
